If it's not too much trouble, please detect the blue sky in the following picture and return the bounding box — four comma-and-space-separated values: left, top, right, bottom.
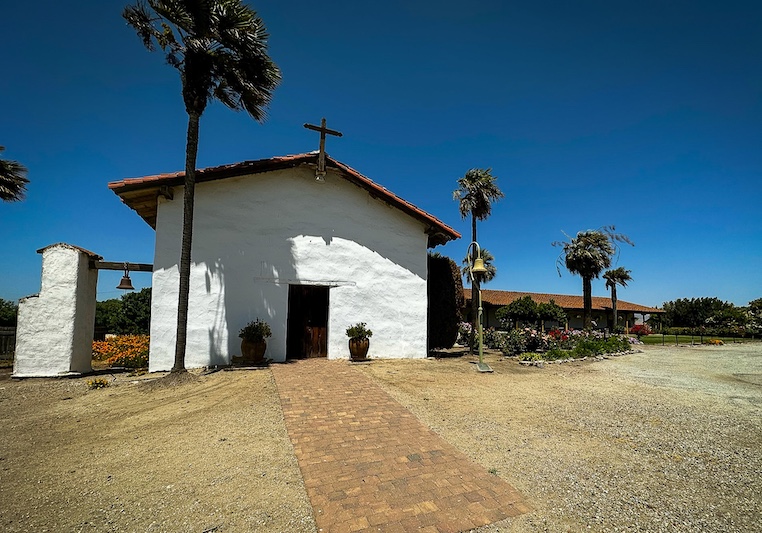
2, 0, 760, 307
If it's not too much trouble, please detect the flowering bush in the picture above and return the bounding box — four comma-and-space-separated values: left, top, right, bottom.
506, 328, 631, 359
483, 327, 505, 350
630, 324, 652, 338
86, 377, 110, 389
547, 329, 574, 350
92, 335, 150, 368
457, 322, 473, 347
500, 329, 527, 355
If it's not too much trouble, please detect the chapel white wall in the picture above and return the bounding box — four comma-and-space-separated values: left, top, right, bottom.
148, 166, 429, 371
13, 244, 98, 377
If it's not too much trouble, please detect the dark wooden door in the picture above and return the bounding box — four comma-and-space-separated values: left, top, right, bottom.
286, 285, 328, 358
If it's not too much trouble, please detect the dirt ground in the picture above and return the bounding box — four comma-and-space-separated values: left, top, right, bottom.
1, 343, 760, 532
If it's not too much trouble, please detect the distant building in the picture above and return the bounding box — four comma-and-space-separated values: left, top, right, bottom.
463, 288, 663, 331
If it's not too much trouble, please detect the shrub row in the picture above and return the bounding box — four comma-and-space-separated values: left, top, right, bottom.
460, 325, 634, 359
660, 326, 754, 338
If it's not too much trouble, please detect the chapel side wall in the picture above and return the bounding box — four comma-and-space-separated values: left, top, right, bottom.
149, 195, 181, 372
148, 166, 430, 370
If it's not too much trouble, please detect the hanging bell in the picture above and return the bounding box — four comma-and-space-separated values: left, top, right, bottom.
116, 270, 134, 290
471, 256, 488, 275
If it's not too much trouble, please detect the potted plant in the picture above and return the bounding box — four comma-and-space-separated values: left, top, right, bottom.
239, 318, 271, 364
346, 322, 372, 361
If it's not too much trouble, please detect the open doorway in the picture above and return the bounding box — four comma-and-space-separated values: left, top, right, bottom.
286, 285, 329, 359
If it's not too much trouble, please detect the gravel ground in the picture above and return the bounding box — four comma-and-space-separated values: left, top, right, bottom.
0, 368, 315, 532
357, 342, 762, 532
1, 342, 759, 532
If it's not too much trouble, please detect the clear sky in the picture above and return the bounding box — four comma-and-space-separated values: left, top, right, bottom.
2, 0, 760, 307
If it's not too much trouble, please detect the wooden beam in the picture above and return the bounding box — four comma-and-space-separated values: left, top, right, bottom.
90, 261, 153, 272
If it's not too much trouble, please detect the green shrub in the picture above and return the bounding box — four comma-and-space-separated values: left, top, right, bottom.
427, 253, 464, 349
518, 352, 542, 361
545, 347, 572, 360
604, 336, 632, 353
346, 322, 373, 339
572, 338, 600, 357
239, 318, 272, 341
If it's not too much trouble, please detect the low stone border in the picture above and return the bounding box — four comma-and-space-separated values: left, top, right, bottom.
518, 349, 640, 367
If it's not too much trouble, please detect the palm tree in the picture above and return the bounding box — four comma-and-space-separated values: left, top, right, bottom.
554, 226, 633, 330
0, 146, 29, 202
461, 248, 496, 284
603, 267, 632, 331
453, 168, 504, 351
124, 0, 281, 373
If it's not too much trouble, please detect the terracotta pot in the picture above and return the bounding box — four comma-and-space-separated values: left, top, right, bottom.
241, 338, 267, 364
348, 337, 370, 361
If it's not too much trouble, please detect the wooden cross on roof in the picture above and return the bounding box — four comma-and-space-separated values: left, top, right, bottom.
304, 117, 342, 181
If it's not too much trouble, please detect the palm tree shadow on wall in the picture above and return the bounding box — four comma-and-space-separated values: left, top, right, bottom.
204, 258, 226, 364
194, 239, 299, 365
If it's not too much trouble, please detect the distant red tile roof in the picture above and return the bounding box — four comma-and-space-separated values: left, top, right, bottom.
464, 289, 663, 314
108, 153, 460, 248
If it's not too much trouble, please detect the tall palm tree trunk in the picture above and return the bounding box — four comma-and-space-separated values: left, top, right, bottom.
172, 111, 200, 373
582, 276, 593, 330
470, 214, 478, 353
611, 285, 618, 331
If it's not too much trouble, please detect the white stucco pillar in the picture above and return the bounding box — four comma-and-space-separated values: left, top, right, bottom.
13, 244, 101, 377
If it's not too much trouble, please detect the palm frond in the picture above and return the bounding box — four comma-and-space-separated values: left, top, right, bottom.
0, 146, 29, 202
123, 0, 280, 118
453, 168, 504, 221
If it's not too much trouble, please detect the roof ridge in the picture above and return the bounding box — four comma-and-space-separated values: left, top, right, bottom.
109, 153, 460, 247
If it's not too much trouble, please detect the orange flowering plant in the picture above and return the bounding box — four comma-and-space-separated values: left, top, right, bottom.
92, 335, 150, 368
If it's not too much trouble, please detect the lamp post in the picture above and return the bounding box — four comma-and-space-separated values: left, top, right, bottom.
467, 241, 493, 373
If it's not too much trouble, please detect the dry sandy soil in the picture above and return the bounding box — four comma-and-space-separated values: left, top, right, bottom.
1, 342, 760, 532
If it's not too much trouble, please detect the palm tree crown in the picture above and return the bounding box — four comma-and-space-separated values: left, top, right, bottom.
123, 0, 281, 120
453, 168, 504, 229
603, 267, 632, 292
554, 226, 633, 329
0, 146, 29, 202
124, 0, 280, 373
604, 266, 632, 331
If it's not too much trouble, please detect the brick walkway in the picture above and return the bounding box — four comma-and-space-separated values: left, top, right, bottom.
272, 359, 531, 533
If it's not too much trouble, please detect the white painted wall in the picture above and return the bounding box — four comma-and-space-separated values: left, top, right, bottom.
13, 244, 98, 377
149, 166, 429, 371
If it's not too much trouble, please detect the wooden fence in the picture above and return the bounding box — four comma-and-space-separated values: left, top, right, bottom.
0, 327, 16, 359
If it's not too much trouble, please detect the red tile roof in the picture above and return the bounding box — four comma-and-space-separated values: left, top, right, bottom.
36, 242, 103, 260
108, 153, 460, 248
464, 288, 663, 314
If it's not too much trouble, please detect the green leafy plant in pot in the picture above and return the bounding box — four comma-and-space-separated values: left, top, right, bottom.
239, 318, 272, 364
346, 322, 372, 361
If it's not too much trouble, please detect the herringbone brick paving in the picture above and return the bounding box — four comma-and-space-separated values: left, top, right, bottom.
272, 359, 531, 532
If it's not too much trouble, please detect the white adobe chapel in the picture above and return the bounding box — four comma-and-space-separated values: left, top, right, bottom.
109, 152, 460, 371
